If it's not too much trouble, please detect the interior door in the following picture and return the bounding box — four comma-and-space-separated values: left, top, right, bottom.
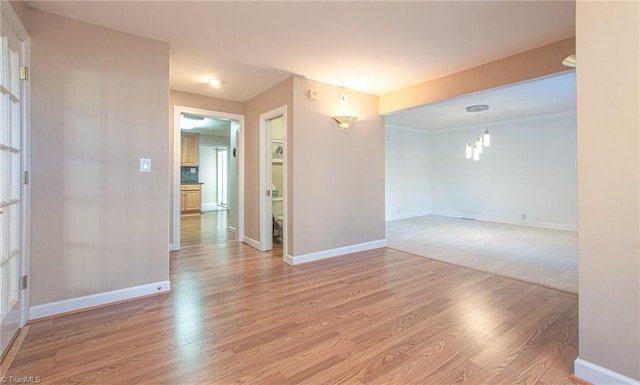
0, 13, 25, 356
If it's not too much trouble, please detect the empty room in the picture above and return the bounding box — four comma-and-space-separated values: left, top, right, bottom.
1, 1, 639, 384
385, 72, 578, 294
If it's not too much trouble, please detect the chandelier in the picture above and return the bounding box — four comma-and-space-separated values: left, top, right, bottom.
464, 105, 491, 161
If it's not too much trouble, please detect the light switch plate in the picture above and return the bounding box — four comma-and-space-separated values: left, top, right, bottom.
140, 158, 151, 172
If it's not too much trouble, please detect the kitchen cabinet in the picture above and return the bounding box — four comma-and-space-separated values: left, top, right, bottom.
181, 133, 199, 166
180, 184, 202, 214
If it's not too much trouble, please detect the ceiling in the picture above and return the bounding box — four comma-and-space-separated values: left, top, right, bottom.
181, 115, 232, 137
386, 71, 576, 131
25, 1, 576, 103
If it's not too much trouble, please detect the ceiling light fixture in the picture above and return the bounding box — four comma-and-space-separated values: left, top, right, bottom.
465, 105, 490, 161
208, 78, 226, 88
332, 115, 358, 131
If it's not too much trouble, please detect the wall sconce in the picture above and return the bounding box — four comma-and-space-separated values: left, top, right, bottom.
562, 54, 576, 68
332, 115, 358, 131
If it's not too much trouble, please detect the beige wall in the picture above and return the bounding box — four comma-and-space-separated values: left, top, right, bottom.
576, 1, 640, 380
170, 90, 243, 116
27, 9, 170, 305
7, 1, 26, 24
291, 77, 385, 256
379, 38, 575, 115
243, 77, 294, 245
242, 76, 384, 256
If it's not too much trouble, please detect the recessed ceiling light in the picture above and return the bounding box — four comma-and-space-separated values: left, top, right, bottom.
208, 78, 226, 88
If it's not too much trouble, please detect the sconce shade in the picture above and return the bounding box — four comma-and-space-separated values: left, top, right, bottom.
562, 54, 576, 68
333, 115, 358, 131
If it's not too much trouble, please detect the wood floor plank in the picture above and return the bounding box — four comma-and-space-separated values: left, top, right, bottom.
11, 240, 578, 384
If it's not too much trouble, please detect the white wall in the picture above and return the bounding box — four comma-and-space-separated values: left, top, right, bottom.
199, 146, 217, 204
198, 133, 230, 206
385, 126, 432, 221
430, 113, 577, 230
385, 113, 577, 230
199, 133, 230, 147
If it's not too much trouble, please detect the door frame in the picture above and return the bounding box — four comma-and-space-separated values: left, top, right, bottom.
0, 4, 30, 338
171, 106, 244, 251
1, 2, 31, 329
259, 106, 288, 257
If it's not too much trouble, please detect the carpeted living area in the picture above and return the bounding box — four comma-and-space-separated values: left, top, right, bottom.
386, 215, 578, 293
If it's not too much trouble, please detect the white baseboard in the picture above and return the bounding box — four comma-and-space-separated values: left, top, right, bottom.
29, 280, 171, 321
430, 211, 577, 231
284, 239, 388, 265
575, 358, 640, 385
243, 235, 261, 250
386, 210, 432, 222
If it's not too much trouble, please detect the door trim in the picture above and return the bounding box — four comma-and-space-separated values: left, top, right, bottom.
259, 106, 288, 257
172, 106, 244, 251
0, 1, 31, 336
1, 1, 31, 329
19, 37, 30, 329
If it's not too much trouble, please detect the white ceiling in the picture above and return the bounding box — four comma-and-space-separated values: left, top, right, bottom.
25, 1, 576, 103
386, 71, 576, 131
181, 115, 232, 137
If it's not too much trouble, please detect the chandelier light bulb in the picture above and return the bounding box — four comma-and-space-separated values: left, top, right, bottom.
483, 128, 491, 147
466, 141, 473, 159
476, 136, 483, 154
473, 145, 480, 161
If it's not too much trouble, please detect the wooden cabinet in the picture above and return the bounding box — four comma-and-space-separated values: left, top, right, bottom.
180, 184, 202, 214
181, 133, 199, 166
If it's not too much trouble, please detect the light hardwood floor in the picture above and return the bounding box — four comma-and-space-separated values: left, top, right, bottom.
10, 242, 578, 384
181, 210, 235, 247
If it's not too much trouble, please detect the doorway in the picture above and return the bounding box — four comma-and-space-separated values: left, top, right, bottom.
259, 106, 288, 258
172, 106, 244, 250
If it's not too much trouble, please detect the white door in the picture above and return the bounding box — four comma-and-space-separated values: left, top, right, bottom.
0, 12, 25, 356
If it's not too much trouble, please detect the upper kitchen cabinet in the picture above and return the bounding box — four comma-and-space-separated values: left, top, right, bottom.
181, 133, 199, 167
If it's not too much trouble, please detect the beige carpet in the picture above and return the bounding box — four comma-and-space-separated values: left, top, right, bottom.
386, 215, 577, 293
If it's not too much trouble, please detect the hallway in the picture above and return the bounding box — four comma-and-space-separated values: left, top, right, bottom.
180, 211, 235, 247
